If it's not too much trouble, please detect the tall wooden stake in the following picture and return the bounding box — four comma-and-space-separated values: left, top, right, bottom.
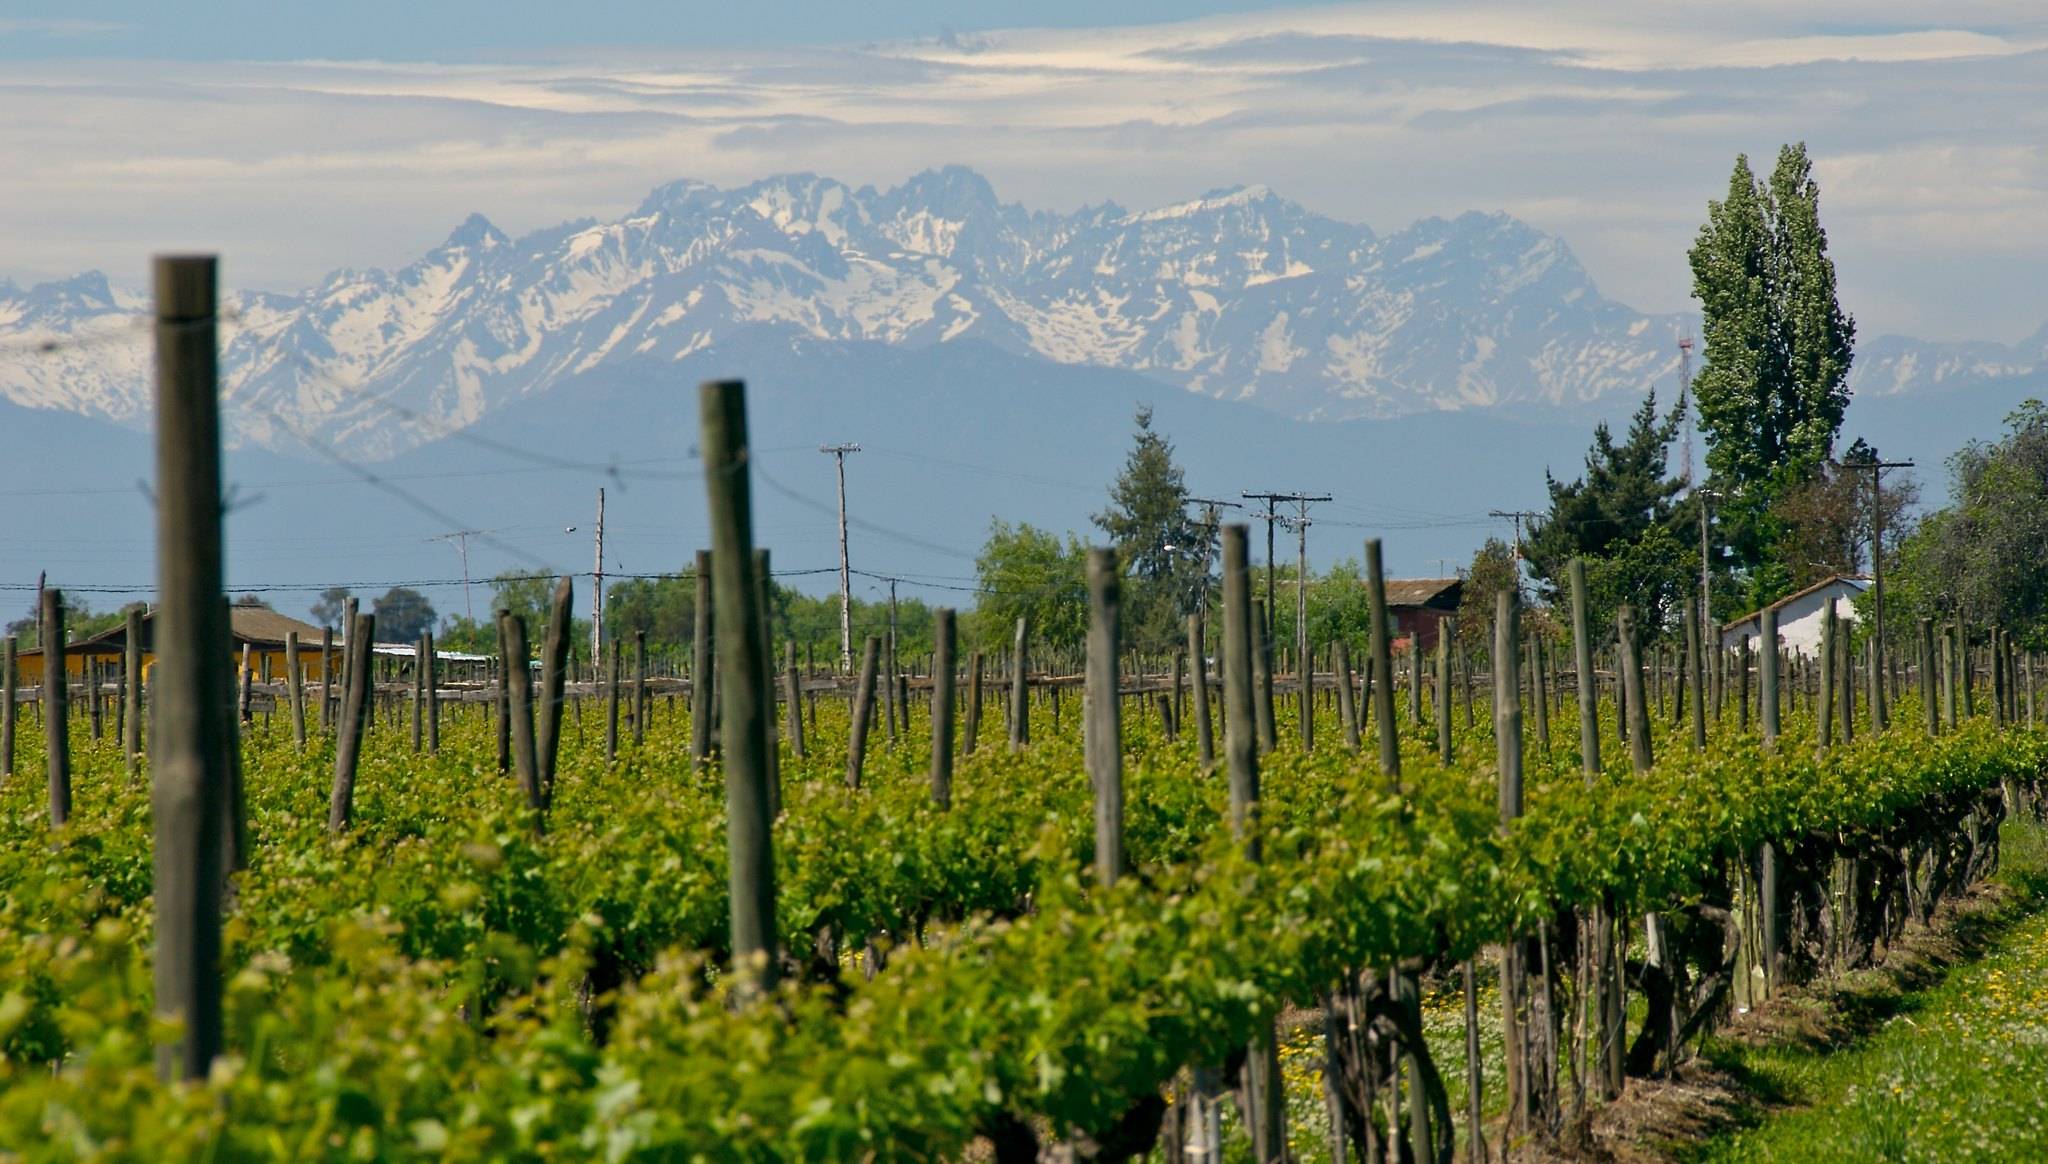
42, 587, 69, 828
700, 380, 778, 991
1085, 550, 1123, 884
930, 610, 956, 809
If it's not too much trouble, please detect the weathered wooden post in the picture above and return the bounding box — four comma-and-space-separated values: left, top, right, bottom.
535, 577, 572, 818
423, 630, 439, 754
847, 636, 881, 789
1437, 626, 1453, 764
1365, 539, 1401, 787
285, 631, 305, 750
328, 612, 376, 832
1818, 600, 1837, 751
1084, 552, 1123, 883
149, 255, 235, 1083
1217, 524, 1283, 1161
1, 637, 14, 781
1333, 638, 1359, 755
42, 587, 69, 828
1495, 589, 1532, 1141
634, 629, 649, 748
1009, 616, 1030, 751
964, 648, 983, 755
1528, 630, 1550, 755
411, 634, 425, 752
1189, 613, 1217, 766
500, 612, 541, 822
123, 606, 143, 773
319, 626, 335, 732
691, 552, 715, 769
1251, 599, 1276, 755
699, 379, 778, 991
1617, 607, 1652, 774
1685, 595, 1706, 751
930, 611, 956, 809
605, 643, 621, 763
784, 642, 807, 762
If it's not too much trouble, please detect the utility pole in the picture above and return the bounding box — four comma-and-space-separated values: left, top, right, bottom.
1244, 491, 1329, 643
1841, 456, 1915, 679
429, 530, 486, 620
1185, 497, 1243, 619
1488, 509, 1542, 595
591, 488, 605, 663
820, 442, 862, 673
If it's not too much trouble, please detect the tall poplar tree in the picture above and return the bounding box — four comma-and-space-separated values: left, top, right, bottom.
1688, 142, 1856, 599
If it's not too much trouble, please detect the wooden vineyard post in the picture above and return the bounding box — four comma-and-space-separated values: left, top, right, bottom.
285, 631, 305, 751
1753, 605, 1780, 999
1568, 560, 1600, 783
424, 630, 439, 754
1189, 613, 1217, 766
692, 551, 715, 770
1334, 638, 1359, 754
1495, 590, 1535, 1140
964, 649, 983, 755
1251, 599, 1276, 756
1839, 605, 1856, 743
500, 613, 541, 823
1, 637, 13, 782
148, 254, 236, 1083
1085, 551, 1123, 884
847, 636, 880, 789
493, 615, 511, 775
124, 606, 143, 774
1761, 607, 1781, 745
1818, 600, 1836, 751
605, 646, 621, 763
753, 549, 779, 816
1009, 616, 1029, 751
1365, 539, 1401, 788
1437, 626, 1453, 764
784, 642, 807, 763
634, 630, 648, 748
42, 587, 69, 828
1869, 628, 1888, 732
411, 635, 425, 752
930, 611, 956, 810
1219, 524, 1284, 1161
1530, 632, 1551, 755
320, 626, 335, 732
1617, 608, 1652, 773
699, 379, 778, 992
1685, 595, 1706, 751
535, 577, 572, 821
328, 612, 375, 831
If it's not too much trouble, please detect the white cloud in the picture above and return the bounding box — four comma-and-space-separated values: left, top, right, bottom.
0, 3, 2042, 341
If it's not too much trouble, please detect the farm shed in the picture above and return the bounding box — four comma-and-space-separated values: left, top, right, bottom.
12, 604, 341, 684
1718, 574, 1870, 657
1383, 578, 1463, 652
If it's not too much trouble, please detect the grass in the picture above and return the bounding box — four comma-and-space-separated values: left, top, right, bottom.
1689, 818, 2048, 1163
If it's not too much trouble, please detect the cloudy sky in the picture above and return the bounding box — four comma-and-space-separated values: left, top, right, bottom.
3, 1, 2043, 343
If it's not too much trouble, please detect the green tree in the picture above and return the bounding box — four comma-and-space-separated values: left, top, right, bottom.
1891, 401, 2048, 642
1525, 390, 1696, 634
309, 586, 352, 630
370, 587, 437, 644
971, 519, 1086, 653
1689, 142, 1856, 593
1093, 406, 1207, 650
1456, 538, 1521, 651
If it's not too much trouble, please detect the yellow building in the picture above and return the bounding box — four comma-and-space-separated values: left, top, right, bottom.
10, 605, 343, 685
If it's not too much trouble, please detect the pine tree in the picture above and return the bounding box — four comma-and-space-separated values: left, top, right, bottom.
1093, 406, 1205, 649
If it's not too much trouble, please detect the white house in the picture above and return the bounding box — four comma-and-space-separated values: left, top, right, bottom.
1719, 574, 1871, 657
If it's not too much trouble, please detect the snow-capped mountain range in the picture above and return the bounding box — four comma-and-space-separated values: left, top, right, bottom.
1, 166, 2042, 459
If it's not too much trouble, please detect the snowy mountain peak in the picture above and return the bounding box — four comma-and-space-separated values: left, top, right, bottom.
440, 212, 509, 252
3, 166, 2030, 459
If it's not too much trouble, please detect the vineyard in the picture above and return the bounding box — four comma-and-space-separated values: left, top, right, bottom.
3, 263, 2046, 1163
